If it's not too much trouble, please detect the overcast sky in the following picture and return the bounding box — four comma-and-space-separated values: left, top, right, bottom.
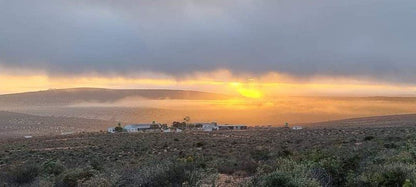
1, 0, 416, 83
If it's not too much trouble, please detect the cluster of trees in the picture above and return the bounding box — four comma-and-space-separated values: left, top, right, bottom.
114, 123, 123, 132
112, 116, 192, 131
172, 121, 187, 129
171, 122, 203, 129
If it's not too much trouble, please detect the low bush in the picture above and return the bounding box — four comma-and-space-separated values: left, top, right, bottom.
42, 160, 65, 176
352, 163, 416, 186
195, 142, 205, 147
251, 158, 319, 187
250, 148, 270, 161
216, 157, 258, 175
90, 158, 103, 171
10, 162, 40, 184
117, 159, 208, 186
257, 172, 298, 187
384, 143, 398, 149
364, 136, 375, 141
55, 168, 95, 187
80, 176, 112, 187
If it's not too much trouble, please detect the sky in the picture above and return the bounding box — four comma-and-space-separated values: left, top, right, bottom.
1, 0, 416, 96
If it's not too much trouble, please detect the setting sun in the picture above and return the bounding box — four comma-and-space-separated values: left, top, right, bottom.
237, 88, 263, 99
229, 81, 263, 98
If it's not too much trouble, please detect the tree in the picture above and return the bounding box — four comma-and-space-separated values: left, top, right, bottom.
115, 122, 123, 132
183, 116, 191, 129
172, 121, 186, 129
184, 116, 190, 123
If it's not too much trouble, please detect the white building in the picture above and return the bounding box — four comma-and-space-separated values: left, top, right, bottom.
108, 127, 116, 133
124, 123, 161, 132
292, 126, 303, 130
124, 124, 151, 132
163, 128, 172, 133
200, 122, 218, 131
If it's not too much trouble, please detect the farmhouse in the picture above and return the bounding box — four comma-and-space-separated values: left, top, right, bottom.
107, 127, 116, 133
163, 128, 172, 133
124, 123, 161, 132
194, 122, 218, 131
218, 125, 248, 130
292, 126, 303, 130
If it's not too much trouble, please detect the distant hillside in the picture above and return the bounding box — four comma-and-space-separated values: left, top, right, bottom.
0, 111, 114, 139
308, 113, 416, 128
0, 88, 231, 107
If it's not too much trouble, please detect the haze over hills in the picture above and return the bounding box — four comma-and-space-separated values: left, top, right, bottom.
0, 111, 113, 139
1, 88, 416, 125
1, 110, 416, 139
0, 88, 232, 107
0, 88, 415, 138
306, 113, 416, 128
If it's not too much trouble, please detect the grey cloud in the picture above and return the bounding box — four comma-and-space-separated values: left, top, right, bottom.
1, 0, 416, 83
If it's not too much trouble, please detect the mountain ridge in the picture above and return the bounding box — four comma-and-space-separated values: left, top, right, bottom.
0, 87, 232, 107
304, 113, 416, 128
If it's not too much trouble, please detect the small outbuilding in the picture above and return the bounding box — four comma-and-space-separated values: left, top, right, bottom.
108, 127, 116, 133
292, 126, 303, 130
163, 128, 172, 133
124, 123, 161, 132
197, 122, 218, 131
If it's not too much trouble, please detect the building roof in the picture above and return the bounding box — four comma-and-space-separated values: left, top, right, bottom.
219, 125, 247, 127
195, 122, 217, 126
124, 124, 153, 129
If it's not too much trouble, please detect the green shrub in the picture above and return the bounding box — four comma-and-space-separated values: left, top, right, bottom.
353, 163, 416, 186
251, 158, 319, 187
55, 168, 95, 187
250, 148, 270, 161
315, 153, 361, 186
10, 162, 40, 184
195, 142, 205, 147
42, 160, 65, 176
379, 166, 408, 186
403, 179, 413, 187
257, 172, 298, 187
217, 157, 258, 175
364, 136, 375, 141
90, 158, 103, 171
117, 159, 207, 186
384, 143, 398, 149
81, 176, 111, 187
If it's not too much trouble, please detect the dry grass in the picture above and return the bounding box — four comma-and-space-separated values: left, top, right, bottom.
1, 124, 416, 186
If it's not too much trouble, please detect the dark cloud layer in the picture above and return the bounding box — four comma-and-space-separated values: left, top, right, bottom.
1, 0, 416, 83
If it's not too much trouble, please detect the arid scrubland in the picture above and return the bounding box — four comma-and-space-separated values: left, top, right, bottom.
2, 124, 416, 186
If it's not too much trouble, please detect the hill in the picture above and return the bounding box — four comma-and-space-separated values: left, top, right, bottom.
307, 113, 416, 128
0, 88, 231, 107
0, 111, 113, 139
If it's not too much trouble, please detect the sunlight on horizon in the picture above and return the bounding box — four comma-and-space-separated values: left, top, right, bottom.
0, 69, 416, 97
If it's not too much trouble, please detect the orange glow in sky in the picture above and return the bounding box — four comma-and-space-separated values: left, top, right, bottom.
0, 69, 416, 97
229, 82, 263, 98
